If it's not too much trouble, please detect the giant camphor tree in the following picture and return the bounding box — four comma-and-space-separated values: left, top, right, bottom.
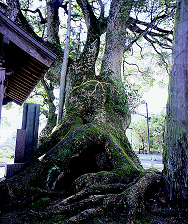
0, 0, 177, 223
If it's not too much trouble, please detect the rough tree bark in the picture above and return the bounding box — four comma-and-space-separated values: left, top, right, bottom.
38, 78, 57, 144
163, 0, 188, 201
46, 0, 61, 45
0, 0, 170, 223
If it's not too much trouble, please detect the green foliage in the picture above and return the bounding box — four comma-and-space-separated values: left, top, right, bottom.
26, 80, 57, 115
123, 37, 170, 89
25, 81, 45, 105
24, 3, 47, 38
121, 36, 171, 116
131, 110, 165, 153
3, 102, 13, 110
0, 147, 14, 159
19, 0, 34, 10
124, 81, 144, 114
131, 118, 148, 152
149, 110, 165, 152
0, 116, 11, 128
132, 0, 176, 21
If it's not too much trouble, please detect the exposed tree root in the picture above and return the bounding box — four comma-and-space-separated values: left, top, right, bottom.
33, 169, 161, 224
0, 84, 159, 223
124, 169, 161, 223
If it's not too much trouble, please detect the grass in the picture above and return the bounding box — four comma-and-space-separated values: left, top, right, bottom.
0, 147, 14, 164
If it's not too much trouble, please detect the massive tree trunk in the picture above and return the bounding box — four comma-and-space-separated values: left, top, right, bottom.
163, 0, 188, 201
0, 0, 162, 223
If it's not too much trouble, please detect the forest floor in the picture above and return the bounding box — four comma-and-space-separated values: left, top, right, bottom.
0, 177, 188, 224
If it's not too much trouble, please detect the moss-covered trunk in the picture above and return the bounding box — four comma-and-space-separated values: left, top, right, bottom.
163, 0, 188, 201
0, 0, 161, 222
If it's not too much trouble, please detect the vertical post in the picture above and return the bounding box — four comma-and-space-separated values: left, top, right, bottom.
23, 104, 35, 161
22, 103, 28, 129
22, 103, 40, 161
57, 0, 71, 125
146, 102, 150, 154
0, 66, 5, 126
14, 129, 26, 163
33, 104, 40, 153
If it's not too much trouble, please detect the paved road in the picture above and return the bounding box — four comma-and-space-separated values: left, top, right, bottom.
138, 154, 163, 171
0, 164, 5, 180
0, 154, 164, 179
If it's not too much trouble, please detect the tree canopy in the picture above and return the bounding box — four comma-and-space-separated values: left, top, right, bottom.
21, 0, 175, 141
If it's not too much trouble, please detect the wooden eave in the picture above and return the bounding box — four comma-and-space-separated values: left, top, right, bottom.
0, 11, 57, 105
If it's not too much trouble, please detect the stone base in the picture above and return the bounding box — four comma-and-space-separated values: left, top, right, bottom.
5, 163, 24, 178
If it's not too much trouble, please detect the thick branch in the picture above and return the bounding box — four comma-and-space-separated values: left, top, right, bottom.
129, 23, 172, 45
39, 77, 57, 143
98, 0, 104, 19
76, 0, 97, 28
128, 15, 174, 35
123, 60, 148, 82
144, 35, 170, 74
22, 8, 47, 24
126, 7, 175, 52
6, 0, 38, 37
100, 0, 134, 81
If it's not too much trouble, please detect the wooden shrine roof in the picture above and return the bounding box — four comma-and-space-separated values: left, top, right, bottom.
0, 11, 57, 105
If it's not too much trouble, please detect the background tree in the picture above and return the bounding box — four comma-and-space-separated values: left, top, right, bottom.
149, 111, 165, 153
131, 118, 148, 153
0, 0, 179, 223
131, 110, 165, 154
164, 0, 188, 202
